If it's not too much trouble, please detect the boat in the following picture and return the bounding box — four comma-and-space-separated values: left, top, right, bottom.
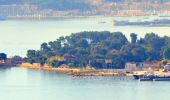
154, 78, 170, 81
140, 78, 153, 81
133, 74, 155, 81
133, 71, 154, 80
133, 74, 143, 80
133, 63, 170, 81
133, 72, 170, 81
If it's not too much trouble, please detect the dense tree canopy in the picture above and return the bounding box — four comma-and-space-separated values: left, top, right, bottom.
130, 33, 137, 43
27, 31, 170, 69
0, 53, 7, 60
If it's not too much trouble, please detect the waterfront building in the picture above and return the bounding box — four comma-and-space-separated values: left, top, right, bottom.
164, 63, 170, 71
125, 62, 137, 71
125, 61, 162, 71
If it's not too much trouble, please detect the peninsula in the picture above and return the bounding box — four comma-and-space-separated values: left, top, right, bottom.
20, 31, 170, 72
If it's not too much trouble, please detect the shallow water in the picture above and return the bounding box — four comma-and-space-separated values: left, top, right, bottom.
0, 17, 170, 57
0, 67, 170, 100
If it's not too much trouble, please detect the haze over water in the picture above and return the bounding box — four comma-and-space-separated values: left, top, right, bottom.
0, 17, 170, 57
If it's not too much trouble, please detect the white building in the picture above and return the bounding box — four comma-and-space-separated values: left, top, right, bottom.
164, 63, 170, 71
125, 62, 137, 71
125, 61, 162, 71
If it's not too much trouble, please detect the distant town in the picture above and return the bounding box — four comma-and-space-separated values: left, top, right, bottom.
0, 0, 170, 20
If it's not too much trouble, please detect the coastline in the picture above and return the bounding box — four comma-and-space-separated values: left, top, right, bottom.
20, 63, 80, 72
5, 15, 107, 20
3, 15, 155, 21
20, 62, 129, 76
20, 62, 170, 78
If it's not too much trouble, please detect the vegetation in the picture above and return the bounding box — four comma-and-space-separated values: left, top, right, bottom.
26, 31, 170, 69
0, 53, 7, 61
0, 0, 168, 11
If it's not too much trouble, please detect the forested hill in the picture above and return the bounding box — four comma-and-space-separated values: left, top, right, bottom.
26, 31, 170, 69
0, 0, 91, 10
0, 0, 169, 11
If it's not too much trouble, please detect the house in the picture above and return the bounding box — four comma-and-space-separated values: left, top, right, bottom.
138, 62, 162, 70
125, 61, 162, 71
125, 62, 137, 71
5, 58, 23, 66
105, 59, 112, 63
164, 63, 170, 71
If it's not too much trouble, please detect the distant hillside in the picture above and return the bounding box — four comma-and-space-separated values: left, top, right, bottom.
0, 0, 169, 5
0, 0, 169, 11
103, 0, 170, 3
38, 0, 91, 10
0, 0, 92, 10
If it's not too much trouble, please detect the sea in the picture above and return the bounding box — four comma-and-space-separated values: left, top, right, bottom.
0, 17, 170, 100
0, 16, 170, 57
0, 67, 170, 100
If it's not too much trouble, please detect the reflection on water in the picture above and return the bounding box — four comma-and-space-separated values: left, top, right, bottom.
0, 67, 170, 100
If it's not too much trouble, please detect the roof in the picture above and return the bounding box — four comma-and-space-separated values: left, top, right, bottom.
142, 61, 161, 65
126, 62, 136, 64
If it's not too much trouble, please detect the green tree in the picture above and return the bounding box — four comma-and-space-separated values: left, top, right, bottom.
25, 31, 170, 69
130, 33, 137, 44
0, 53, 7, 60
163, 47, 170, 59
162, 59, 168, 65
41, 42, 50, 53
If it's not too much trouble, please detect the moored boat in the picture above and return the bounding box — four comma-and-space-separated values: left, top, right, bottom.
133, 73, 170, 81
154, 78, 170, 81
140, 78, 153, 81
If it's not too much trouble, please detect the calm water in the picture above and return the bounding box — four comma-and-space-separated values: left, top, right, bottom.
0, 17, 170, 57
1, 17, 170, 100
0, 67, 170, 100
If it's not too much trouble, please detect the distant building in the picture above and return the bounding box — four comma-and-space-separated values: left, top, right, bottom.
125, 61, 162, 71
125, 62, 137, 71
138, 62, 162, 69
164, 63, 170, 71
4, 57, 23, 66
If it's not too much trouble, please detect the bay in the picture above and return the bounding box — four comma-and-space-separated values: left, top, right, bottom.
0, 67, 170, 100
0, 17, 170, 56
